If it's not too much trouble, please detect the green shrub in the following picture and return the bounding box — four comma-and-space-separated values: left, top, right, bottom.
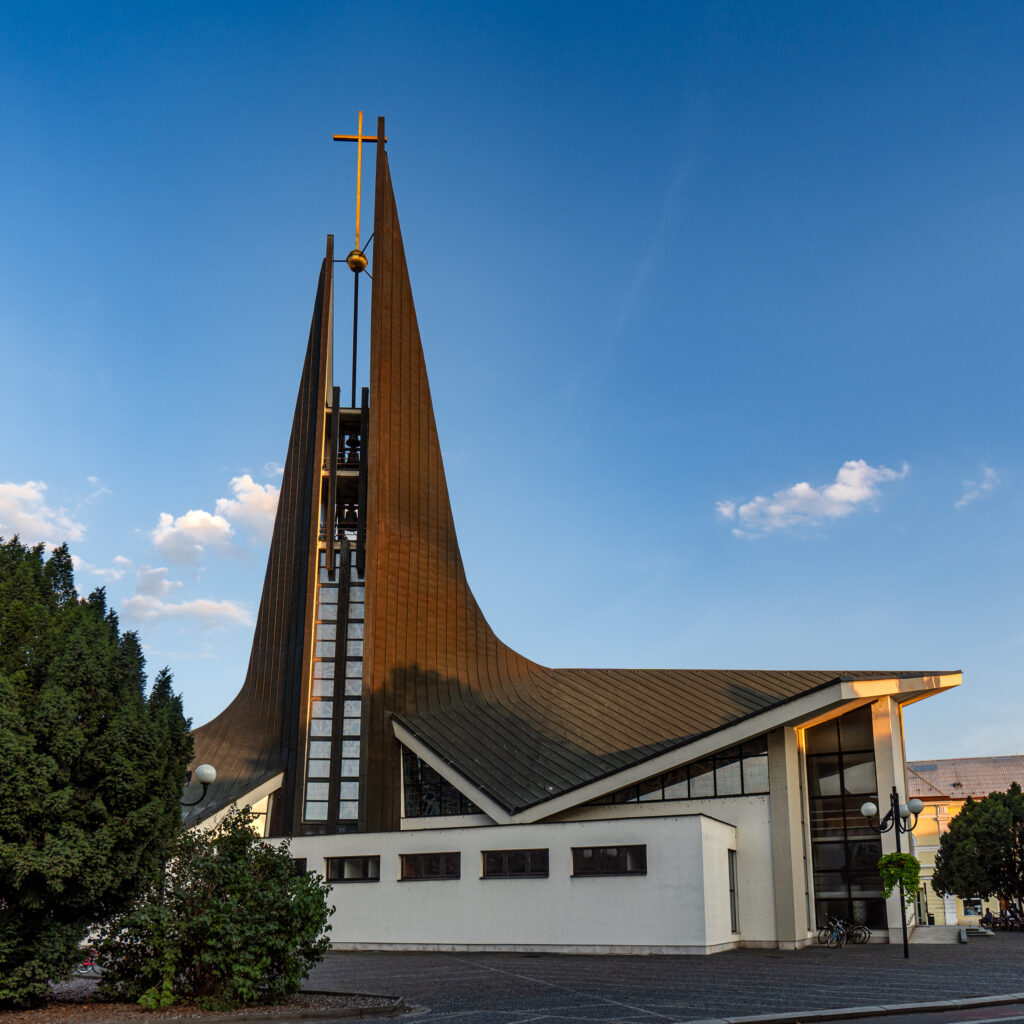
97, 807, 331, 1010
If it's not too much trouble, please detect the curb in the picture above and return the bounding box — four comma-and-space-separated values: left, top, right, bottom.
684, 991, 1024, 1024
80, 992, 406, 1024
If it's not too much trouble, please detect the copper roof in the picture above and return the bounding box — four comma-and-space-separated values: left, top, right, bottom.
907, 756, 1024, 801
190, 120, 957, 831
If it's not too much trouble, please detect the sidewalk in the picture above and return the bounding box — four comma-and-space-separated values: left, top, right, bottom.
303, 932, 1024, 1024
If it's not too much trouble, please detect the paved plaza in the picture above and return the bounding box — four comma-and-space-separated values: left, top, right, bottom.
304, 934, 1024, 1024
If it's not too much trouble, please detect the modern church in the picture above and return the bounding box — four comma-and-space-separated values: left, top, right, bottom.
187, 118, 960, 954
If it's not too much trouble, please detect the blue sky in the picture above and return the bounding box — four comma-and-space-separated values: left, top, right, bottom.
1, 2, 1021, 759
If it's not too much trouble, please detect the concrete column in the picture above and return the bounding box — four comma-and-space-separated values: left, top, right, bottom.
871, 697, 915, 941
768, 726, 812, 949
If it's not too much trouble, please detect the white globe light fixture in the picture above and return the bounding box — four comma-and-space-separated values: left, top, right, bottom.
181, 763, 217, 807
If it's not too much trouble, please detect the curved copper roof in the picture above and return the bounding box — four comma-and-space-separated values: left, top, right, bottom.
191, 123, 951, 831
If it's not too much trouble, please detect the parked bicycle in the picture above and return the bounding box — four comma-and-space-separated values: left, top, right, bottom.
817, 918, 870, 947
72, 948, 102, 978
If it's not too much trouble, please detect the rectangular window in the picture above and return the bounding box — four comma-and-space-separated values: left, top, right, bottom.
312, 678, 334, 697
304, 801, 327, 821
962, 898, 983, 916
292, 858, 307, 874
571, 845, 646, 876
482, 849, 549, 878
715, 750, 742, 796
325, 856, 380, 883
728, 849, 739, 932
689, 760, 715, 798
400, 852, 461, 880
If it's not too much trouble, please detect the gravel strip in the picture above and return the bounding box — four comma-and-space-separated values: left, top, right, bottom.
0, 982, 403, 1024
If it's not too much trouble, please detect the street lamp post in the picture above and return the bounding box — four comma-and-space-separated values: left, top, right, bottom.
860, 785, 925, 960
180, 763, 217, 807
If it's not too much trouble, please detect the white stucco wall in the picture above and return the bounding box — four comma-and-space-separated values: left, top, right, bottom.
283, 813, 738, 953
559, 795, 776, 945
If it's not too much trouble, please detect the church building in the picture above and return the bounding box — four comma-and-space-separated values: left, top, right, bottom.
186, 117, 960, 953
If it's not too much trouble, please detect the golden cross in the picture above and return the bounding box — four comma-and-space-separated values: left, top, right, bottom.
332, 111, 386, 251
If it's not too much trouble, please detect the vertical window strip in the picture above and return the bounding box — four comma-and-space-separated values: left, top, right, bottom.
729, 849, 739, 932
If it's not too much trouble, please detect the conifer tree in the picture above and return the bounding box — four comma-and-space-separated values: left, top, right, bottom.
0, 537, 192, 1007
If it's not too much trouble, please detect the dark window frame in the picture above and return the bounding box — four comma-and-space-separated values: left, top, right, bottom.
400, 851, 461, 881
481, 848, 549, 878
728, 849, 739, 932
571, 845, 647, 877
324, 855, 380, 883
590, 736, 770, 806
805, 705, 885, 930
402, 750, 479, 818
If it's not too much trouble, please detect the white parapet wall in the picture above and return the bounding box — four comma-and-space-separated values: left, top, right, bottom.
282, 813, 741, 954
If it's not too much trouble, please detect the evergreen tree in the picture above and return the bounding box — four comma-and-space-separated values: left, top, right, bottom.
932, 783, 1024, 909
0, 537, 193, 1007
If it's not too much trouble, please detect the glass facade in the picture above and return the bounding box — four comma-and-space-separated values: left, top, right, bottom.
805, 705, 886, 928
402, 750, 480, 817
590, 735, 770, 805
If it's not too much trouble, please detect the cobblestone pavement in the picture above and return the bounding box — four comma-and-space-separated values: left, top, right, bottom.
304, 933, 1024, 1024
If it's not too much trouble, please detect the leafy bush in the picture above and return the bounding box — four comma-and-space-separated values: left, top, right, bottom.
0, 539, 191, 1008
97, 806, 332, 1010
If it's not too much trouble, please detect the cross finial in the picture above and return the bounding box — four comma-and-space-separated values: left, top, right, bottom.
332, 112, 386, 263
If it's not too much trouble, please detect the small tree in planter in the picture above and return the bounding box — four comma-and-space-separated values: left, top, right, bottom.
97, 806, 331, 1010
878, 852, 920, 908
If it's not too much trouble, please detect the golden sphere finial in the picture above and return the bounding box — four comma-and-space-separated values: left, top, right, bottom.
346, 248, 368, 273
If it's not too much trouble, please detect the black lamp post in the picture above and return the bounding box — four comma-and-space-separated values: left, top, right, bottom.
860, 785, 925, 959
180, 763, 217, 807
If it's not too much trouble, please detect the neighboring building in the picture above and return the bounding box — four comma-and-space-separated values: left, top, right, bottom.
185, 118, 961, 953
909, 755, 1024, 926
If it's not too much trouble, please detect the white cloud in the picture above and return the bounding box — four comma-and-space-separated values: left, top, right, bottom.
86, 475, 112, 500
92, 554, 133, 581
215, 474, 279, 541
718, 459, 909, 537
263, 461, 284, 478
151, 509, 233, 563
122, 594, 252, 629
955, 466, 1000, 509
135, 565, 183, 598
0, 480, 86, 545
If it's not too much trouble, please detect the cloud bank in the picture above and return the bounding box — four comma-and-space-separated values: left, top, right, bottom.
215, 474, 279, 540
717, 459, 909, 537
152, 509, 234, 563
0, 480, 86, 545
123, 593, 253, 629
